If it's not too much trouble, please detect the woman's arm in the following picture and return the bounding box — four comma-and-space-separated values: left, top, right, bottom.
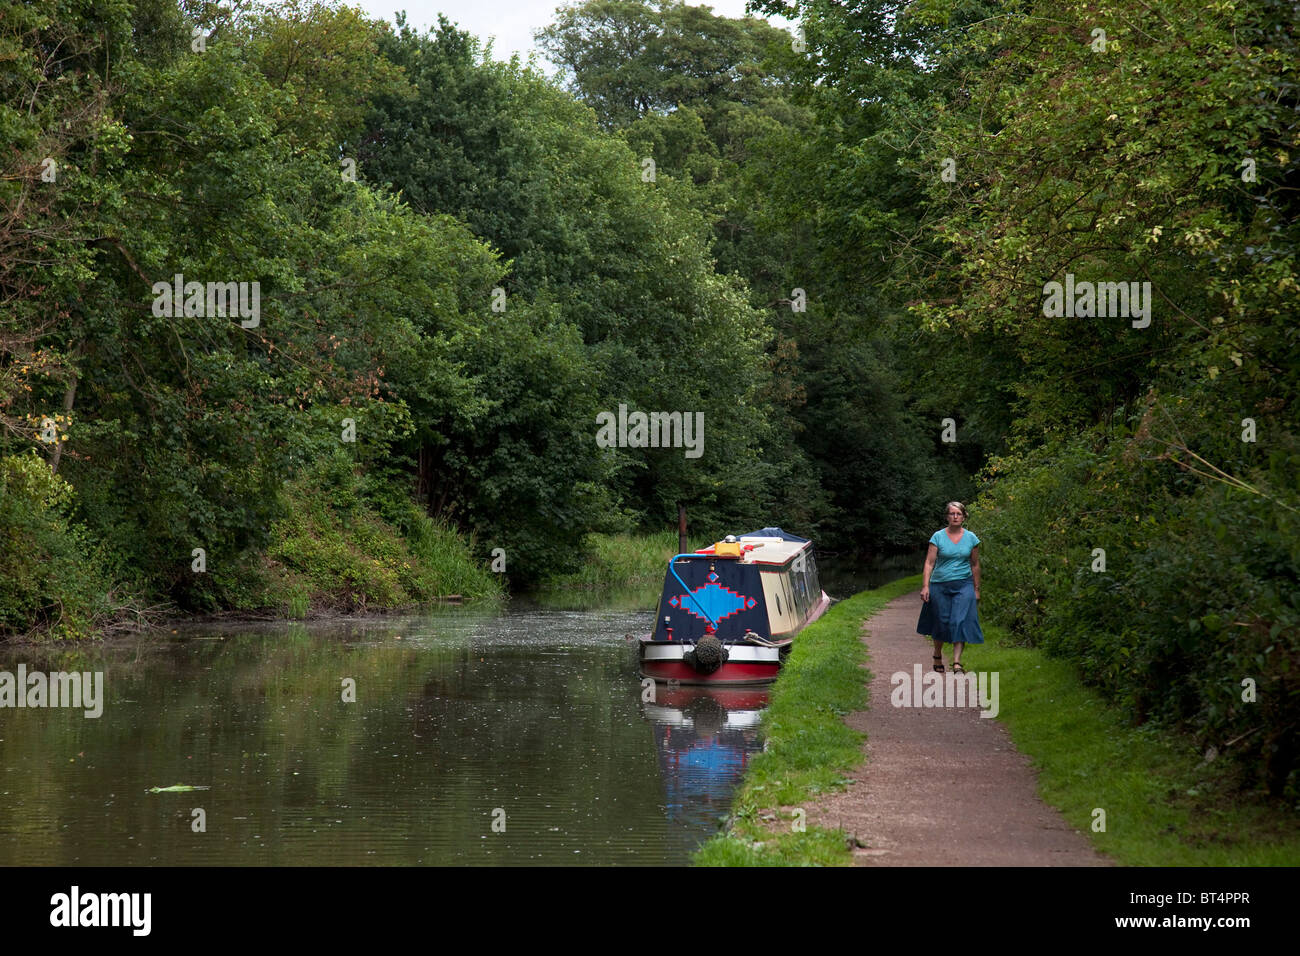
922, 543, 937, 601
970, 545, 980, 600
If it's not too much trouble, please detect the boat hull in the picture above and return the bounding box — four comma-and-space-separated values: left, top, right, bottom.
639, 654, 785, 686
639, 647, 780, 686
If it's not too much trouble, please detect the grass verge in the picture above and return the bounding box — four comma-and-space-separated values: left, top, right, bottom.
693, 574, 921, 866
970, 623, 1300, 865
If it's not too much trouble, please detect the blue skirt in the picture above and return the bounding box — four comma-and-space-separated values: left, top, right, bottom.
917, 577, 984, 644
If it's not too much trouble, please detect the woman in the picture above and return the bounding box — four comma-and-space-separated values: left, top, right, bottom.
918, 501, 983, 673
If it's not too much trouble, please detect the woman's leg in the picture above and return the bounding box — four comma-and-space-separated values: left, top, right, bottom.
932, 637, 945, 669
952, 578, 979, 667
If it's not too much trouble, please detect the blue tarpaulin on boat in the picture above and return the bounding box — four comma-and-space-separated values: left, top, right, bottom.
743, 527, 808, 542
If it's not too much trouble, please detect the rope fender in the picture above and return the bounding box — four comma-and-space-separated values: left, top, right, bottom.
685, 634, 728, 674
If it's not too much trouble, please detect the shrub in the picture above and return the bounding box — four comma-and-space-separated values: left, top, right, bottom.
973, 424, 1300, 797
0, 453, 113, 639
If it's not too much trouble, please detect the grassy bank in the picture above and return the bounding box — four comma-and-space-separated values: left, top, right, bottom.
222, 468, 504, 618
694, 574, 922, 866
695, 576, 1300, 866
968, 625, 1300, 865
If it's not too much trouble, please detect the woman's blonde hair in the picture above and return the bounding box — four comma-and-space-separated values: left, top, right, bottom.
944, 501, 968, 519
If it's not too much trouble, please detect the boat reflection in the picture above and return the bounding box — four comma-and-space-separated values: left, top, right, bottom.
642, 685, 769, 834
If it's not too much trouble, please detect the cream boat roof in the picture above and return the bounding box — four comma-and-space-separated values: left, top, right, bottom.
731, 534, 810, 566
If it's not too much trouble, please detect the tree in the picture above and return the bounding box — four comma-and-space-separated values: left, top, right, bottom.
362, 17, 788, 543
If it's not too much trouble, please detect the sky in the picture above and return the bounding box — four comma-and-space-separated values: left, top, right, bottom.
349, 0, 795, 70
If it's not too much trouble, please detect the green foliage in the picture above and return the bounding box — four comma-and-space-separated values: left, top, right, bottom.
974, 409, 1300, 795
752, 0, 1299, 805
0, 0, 515, 630
537, 0, 799, 131
238, 0, 409, 150
361, 16, 795, 548
538, 0, 811, 285
899, 0, 1300, 796
911, 0, 1297, 439
535, 0, 965, 554
420, 308, 619, 587
537, 531, 679, 593
794, 325, 974, 550
0, 454, 113, 639
694, 824, 852, 866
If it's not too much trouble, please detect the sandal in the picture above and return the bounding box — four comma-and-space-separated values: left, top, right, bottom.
932, 654, 945, 673
952, 661, 965, 674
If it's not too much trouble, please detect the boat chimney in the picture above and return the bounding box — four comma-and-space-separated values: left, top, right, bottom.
678, 502, 688, 554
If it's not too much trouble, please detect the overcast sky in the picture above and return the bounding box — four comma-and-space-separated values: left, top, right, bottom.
349, 0, 795, 70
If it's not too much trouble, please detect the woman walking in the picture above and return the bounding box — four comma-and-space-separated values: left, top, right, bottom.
918, 501, 983, 673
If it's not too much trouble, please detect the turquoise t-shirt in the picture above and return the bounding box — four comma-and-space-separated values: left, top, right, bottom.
929, 529, 980, 582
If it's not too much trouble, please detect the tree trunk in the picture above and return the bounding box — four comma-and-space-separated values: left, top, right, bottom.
49, 343, 82, 475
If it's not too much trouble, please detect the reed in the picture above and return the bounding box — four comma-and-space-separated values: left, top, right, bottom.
534, 531, 689, 596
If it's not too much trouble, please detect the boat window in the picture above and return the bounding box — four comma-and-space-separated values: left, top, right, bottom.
775, 591, 782, 615
792, 556, 810, 618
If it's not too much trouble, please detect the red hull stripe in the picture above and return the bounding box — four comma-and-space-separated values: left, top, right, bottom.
640, 659, 780, 685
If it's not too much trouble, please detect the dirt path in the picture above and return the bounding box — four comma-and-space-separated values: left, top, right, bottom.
804, 589, 1111, 866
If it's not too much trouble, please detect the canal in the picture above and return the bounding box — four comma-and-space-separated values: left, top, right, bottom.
0, 603, 762, 866
0, 554, 914, 865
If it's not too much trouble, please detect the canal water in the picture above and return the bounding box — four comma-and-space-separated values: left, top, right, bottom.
0, 603, 764, 866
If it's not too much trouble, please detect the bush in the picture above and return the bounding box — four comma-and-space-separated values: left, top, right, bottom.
0, 453, 113, 639
973, 423, 1300, 797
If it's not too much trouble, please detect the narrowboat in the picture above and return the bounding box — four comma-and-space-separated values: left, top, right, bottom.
638, 528, 831, 685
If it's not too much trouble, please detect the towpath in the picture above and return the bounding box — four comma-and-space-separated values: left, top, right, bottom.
804, 589, 1111, 866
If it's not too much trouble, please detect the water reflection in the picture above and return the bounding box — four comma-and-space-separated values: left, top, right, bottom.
642, 686, 768, 834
